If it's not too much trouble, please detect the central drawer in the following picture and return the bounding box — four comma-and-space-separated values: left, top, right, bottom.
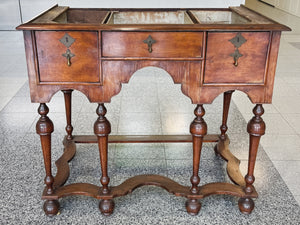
102, 32, 203, 58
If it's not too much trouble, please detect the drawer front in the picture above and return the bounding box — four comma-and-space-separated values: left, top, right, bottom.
204, 32, 270, 84
102, 32, 203, 58
35, 31, 100, 83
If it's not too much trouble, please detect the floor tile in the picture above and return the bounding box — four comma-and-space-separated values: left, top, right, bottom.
161, 113, 193, 134
164, 143, 193, 160
114, 143, 165, 159
1, 96, 37, 113
0, 97, 11, 111
120, 96, 159, 113
121, 82, 157, 97
118, 112, 162, 135
261, 134, 300, 160
282, 114, 300, 135
113, 158, 167, 182
272, 84, 299, 98
278, 72, 300, 84
157, 83, 189, 100
272, 96, 300, 113
159, 96, 195, 113
295, 195, 300, 206
272, 160, 300, 196
164, 142, 218, 160
166, 158, 229, 185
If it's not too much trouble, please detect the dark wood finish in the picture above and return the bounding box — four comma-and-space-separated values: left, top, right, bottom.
18, 5, 289, 217
43, 200, 60, 217
52, 138, 76, 189
17, 6, 291, 31
215, 135, 246, 187
44, 176, 257, 200
36, 103, 54, 195
239, 104, 265, 214
72, 134, 219, 143
36, 103, 59, 216
31, 6, 68, 24
219, 90, 234, 141
23, 29, 282, 105
93, 104, 114, 215
102, 32, 203, 58
62, 90, 73, 140
42, 137, 257, 200
186, 104, 207, 215
204, 32, 270, 84
66, 9, 109, 24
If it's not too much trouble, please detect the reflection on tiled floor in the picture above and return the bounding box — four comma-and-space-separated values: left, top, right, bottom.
1, 30, 300, 224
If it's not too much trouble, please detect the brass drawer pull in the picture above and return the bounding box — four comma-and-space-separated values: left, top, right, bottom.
229, 33, 247, 67
143, 35, 156, 53
62, 49, 75, 67
230, 49, 242, 67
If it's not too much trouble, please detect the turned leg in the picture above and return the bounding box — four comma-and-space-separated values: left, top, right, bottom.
62, 90, 73, 140
215, 91, 234, 155
94, 103, 114, 216
36, 103, 60, 216
238, 104, 265, 214
186, 104, 207, 215
220, 90, 234, 140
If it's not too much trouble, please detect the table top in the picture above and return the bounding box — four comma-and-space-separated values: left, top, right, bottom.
16, 4, 290, 31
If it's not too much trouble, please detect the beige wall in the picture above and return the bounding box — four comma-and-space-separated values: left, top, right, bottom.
261, 0, 300, 17
246, 0, 300, 34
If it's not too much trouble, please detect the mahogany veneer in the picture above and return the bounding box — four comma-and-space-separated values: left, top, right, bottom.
17, 4, 290, 217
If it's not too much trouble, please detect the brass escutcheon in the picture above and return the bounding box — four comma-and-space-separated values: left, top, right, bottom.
229, 33, 247, 67
143, 35, 156, 53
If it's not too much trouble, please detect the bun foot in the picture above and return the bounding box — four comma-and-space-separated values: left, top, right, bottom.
238, 197, 254, 214
99, 199, 114, 216
43, 200, 60, 216
186, 199, 201, 215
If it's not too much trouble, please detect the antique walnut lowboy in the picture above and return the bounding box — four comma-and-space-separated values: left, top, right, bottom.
17, 5, 290, 216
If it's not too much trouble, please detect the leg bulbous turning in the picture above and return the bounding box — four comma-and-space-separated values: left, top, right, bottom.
186, 199, 201, 216
238, 197, 254, 215
238, 104, 265, 214
186, 105, 206, 215
43, 200, 60, 216
99, 199, 115, 216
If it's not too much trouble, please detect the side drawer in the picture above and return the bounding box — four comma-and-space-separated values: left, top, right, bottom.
102, 32, 203, 58
204, 32, 270, 84
35, 31, 100, 83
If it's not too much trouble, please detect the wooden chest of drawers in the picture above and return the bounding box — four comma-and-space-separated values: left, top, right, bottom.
17, 5, 290, 217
